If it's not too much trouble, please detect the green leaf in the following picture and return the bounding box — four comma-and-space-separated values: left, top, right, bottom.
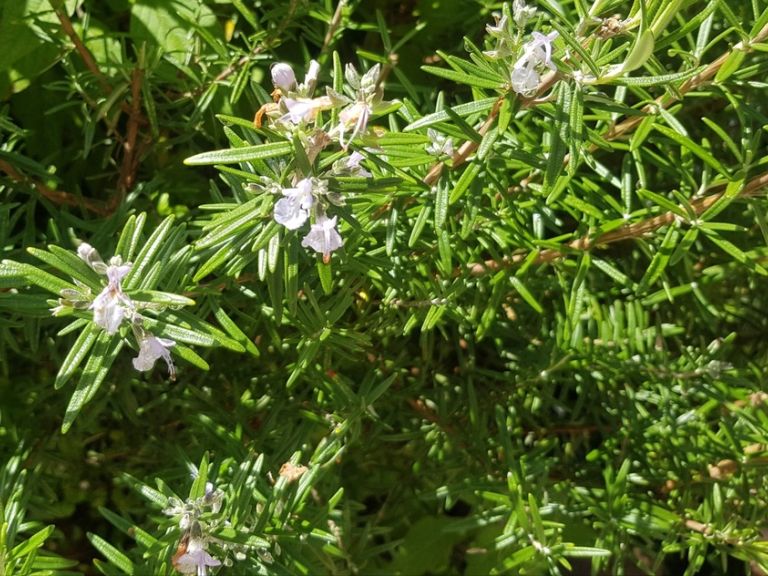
0, 259, 75, 295
212, 304, 259, 357
567, 86, 584, 175
544, 82, 571, 192
9, 525, 53, 560
189, 453, 209, 499
29, 245, 101, 290
55, 324, 101, 389
638, 224, 680, 291
98, 507, 157, 548
404, 98, 498, 132
123, 216, 175, 290
115, 213, 146, 262
408, 204, 431, 247
421, 64, 502, 89
87, 532, 134, 575
714, 49, 746, 83
653, 124, 728, 175
510, 276, 543, 313
700, 179, 744, 222
623, 29, 655, 73
702, 229, 768, 275
318, 259, 333, 295
449, 161, 482, 205
184, 141, 292, 165
62, 332, 123, 433
434, 181, 449, 230
614, 67, 703, 86
130, 290, 195, 308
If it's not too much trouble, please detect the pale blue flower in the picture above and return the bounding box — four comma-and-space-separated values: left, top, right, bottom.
301, 214, 343, 260
132, 331, 176, 378
174, 536, 221, 576
271, 63, 297, 92
77, 243, 134, 334
511, 31, 558, 95
274, 178, 315, 229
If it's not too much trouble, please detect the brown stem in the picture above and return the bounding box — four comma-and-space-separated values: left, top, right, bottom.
321, 0, 346, 54
469, 170, 768, 275
0, 159, 108, 215
114, 66, 144, 207
50, 0, 112, 95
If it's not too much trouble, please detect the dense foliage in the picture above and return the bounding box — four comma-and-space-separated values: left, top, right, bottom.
2, 0, 768, 574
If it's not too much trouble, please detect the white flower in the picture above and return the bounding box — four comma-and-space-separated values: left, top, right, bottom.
279, 96, 332, 125
301, 214, 343, 260
174, 537, 221, 576
333, 151, 372, 177
92, 287, 128, 334
300, 59, 321, 94
486, 12, 508, 37
330, 64, 395, 150
274, 178, 315, 229
272, 60, 320, 96
511, 30, 558, 95
78, 243, 134, 334
77, 243, 106, 273
512, 0, 537, 28
426, 129, 454, 157
334, 101, 371, 150
132, 332, 176, 379
271, 63, 296, 92
511, 65, 540, 95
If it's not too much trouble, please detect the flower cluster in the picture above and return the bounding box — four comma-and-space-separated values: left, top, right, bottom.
52, 243, 176, 378
511, 30, 559, 95
271, 176, 343, 262
483, 0, 559, 96
165, 482, 225, 576
252, 60, 400, 262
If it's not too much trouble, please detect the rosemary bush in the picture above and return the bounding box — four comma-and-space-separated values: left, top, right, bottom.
2, 0, 768, 574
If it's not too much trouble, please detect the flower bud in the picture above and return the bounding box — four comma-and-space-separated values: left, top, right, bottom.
271, 63, 296, 92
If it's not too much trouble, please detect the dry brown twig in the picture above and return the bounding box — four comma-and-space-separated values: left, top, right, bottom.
0, 158, 108, 215
115, 66, 144, 206
50, 0, 112, 95
48, 0, 151, 214
468, 170, 768, 275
